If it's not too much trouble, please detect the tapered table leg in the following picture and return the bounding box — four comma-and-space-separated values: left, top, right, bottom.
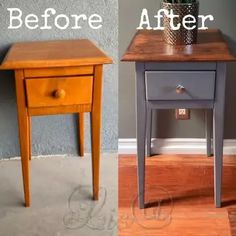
78, 113, 85, 157
213, 63, 226, 208
15, 70, 30, 207
205, 109, 212, 157
90, 65, 103, 200
146, 108, 152, 157
28, 117, 32, 161
136, 63, 146, 209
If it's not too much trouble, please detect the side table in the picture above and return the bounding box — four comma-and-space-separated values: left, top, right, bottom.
122, 29, 235, 208
0, 39, 112, 207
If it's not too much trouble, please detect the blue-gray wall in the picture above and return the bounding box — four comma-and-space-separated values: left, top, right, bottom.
0, 0, 118, 158
119, 0, 236, 139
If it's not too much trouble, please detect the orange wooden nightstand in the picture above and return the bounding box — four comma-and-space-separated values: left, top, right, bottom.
0, 39, 112, 207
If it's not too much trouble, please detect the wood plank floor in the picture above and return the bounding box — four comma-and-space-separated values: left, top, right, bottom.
119, 155, 236, 236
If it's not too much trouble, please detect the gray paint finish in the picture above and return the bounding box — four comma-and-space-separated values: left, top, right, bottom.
213, 63, 227, 207
0, 0, 118, 158
135, 62, 146, 209
145, 71, 216, 101
119, 0, 236, 139
137, 62, 226, 208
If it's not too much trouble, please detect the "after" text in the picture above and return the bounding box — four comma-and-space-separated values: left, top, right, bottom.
137, 9, 214, 30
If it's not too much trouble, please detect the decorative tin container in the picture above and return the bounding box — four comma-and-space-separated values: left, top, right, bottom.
162, 1, 199, 45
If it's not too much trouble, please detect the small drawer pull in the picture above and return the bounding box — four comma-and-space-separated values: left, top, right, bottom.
176, 85, 185, 94
53, 89, 66, 99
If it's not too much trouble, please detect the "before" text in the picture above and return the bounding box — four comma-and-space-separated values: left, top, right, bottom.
7, 8, 103, 30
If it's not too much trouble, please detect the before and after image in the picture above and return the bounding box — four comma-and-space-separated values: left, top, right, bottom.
0, 0, 236, 235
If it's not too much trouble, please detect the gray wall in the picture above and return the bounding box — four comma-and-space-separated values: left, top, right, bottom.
119, 0, 236, 139
0, 0, 118, 158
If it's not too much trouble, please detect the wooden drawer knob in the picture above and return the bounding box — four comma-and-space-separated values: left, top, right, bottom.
53, 89, 66, 99
176, 85, 185, 94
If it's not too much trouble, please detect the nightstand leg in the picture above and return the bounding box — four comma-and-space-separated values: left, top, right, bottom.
146, 108, 152, 157
91, 65, 103, 200
205, 110, 212, 157
136, 63, 146, 209
213, 63, 226, 208
15, 70, 30, 207
78, 113, 85, 157
28, 117, 32, 161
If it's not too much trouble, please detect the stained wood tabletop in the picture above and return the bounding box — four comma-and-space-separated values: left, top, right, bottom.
0, 39, 112, 69
122, 29, 236, 62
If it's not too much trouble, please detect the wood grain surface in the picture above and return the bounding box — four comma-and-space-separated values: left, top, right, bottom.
0, 39, 112, 207
122, 29, 236, 62
78, 113, 85, 157
119, 154, 236, 236
0, 39, 112, 69
228, 208, 236, 236
24, 66, 94, 78
15, 70, 31, 207
91, 65, 103, 200
25, 76, 93, 108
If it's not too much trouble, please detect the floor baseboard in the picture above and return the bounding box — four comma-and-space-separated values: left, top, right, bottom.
118, 138, 236, 155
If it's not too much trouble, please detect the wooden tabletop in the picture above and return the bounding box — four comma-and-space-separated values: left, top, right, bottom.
122, 29, 236, 62
0, 39, 112, 69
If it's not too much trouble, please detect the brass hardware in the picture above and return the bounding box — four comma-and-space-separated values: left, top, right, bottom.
53, 89, 66, 99
176, 85, 185, 94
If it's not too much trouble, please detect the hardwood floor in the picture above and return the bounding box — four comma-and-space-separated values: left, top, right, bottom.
119, 155, 236, 236
228, 208, 236, 236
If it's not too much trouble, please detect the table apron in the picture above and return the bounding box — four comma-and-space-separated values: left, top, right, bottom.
147, 100, 214, 109
145, 62, 217, 71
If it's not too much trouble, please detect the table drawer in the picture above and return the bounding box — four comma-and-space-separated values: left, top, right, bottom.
24, 66, 94, 78
26, 76, 93, 108
145, 71, 215, 101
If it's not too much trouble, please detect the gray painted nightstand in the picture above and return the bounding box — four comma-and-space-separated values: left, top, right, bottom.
122, 29, 235, 209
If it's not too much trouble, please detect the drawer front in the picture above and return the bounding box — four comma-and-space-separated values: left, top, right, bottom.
24, 66, 93, 78
26, 76, 93, 108
145, 71, 215, 101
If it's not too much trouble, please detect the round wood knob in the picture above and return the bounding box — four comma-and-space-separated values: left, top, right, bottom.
53, 89, 66, 99
176, 85, 185, 94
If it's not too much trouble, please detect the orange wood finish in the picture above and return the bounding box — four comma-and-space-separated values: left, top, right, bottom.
28, 117, 32, 161
78, 113, 85, 157
25, 76, 93, 108
15, 70, 30, 207
119, 155, 236, 236
0, 39, 112, 207
24, 66, 94, 78
122, 29, 236, 62
28, 104, 92, 116
228, 208, 236, 236
91, 65, 103, 200
1, 39, 112, 69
